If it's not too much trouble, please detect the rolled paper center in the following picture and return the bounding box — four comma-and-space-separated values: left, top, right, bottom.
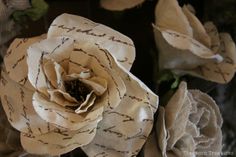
64, 79, 91, 102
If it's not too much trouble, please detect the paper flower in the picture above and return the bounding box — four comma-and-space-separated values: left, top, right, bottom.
144, 82, 223, 157
0, 13, 158, 156
100, 0, 145, 11
154, 0, 236, 83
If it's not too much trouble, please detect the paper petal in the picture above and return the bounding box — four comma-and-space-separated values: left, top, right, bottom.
172, 134, 195, 157
32, 92, 103, 130
204, 22, 220, 53
153, 26, 223, 70
80, 77, 107, 96
0, 71, 56, 135
69, 43, 126, 109
155, 106, 167, 157
166, 95, 192, 150
75, 92, 96, 114
189, 90, 223, 155
164, 82, 188, 129
155, 0, 192, 36
154, 26, 213, 69
47, 89, 78, 107
182, 5, 211, 47
174, 33, 236, 83
47, 13, 135, 71
100, 0, 145, 11
27, 37, 74, 95
82, 46, 158, 157
43, 59, 66, 90
4, 35, 45, 90
185, 4, 195, 14
189, 90, 223, 127
21, 120, 98, 156
156, 26, 223, 61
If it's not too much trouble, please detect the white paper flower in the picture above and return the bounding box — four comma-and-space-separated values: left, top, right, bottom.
144, 82, 223, 157
0, 13, 158, 156
154, 0, 236, 83
100, 0, 145, 11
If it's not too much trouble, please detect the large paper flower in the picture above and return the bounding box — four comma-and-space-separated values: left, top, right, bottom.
144, 82, 223, 157
154, 0, 236, 83
0, 13, 158, 156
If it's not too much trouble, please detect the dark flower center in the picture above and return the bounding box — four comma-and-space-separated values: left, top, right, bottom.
64, 79, 91, 102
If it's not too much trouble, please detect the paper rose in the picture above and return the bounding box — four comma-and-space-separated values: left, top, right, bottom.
100, 0, 145, 11
0, 13, 158, 156
154, 0, 236, 83
144, 82, 223, 157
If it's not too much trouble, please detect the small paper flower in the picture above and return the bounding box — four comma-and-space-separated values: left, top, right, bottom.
144, 82, 223, 157
0, 0, 31, 52
100, 0, 145, 11
154, 0, 236, 83
0, 13, 158, 156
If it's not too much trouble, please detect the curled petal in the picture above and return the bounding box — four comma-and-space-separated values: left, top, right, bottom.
182, 5, 211, 47
75, 92, 96, 114
204, 22, 220, 53
155, 0, 192, 36
0, 71, 55, 135
100, 0, 145, 11
174, 33, 236, 83
47, 89, 78, 107
4, 35, 46, 90
47, 13, 135, 71
80, 77, 108, 96
43, 59, 66, 90
189, 90, 223, 127
164, 82, 188, 129
32, 92, 103, 130
154, 26, 223, 63
153, 26, 223, 70
156, 106, 167, 157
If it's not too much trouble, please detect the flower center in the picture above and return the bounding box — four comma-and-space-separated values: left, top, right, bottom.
64, 79, 91, 102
